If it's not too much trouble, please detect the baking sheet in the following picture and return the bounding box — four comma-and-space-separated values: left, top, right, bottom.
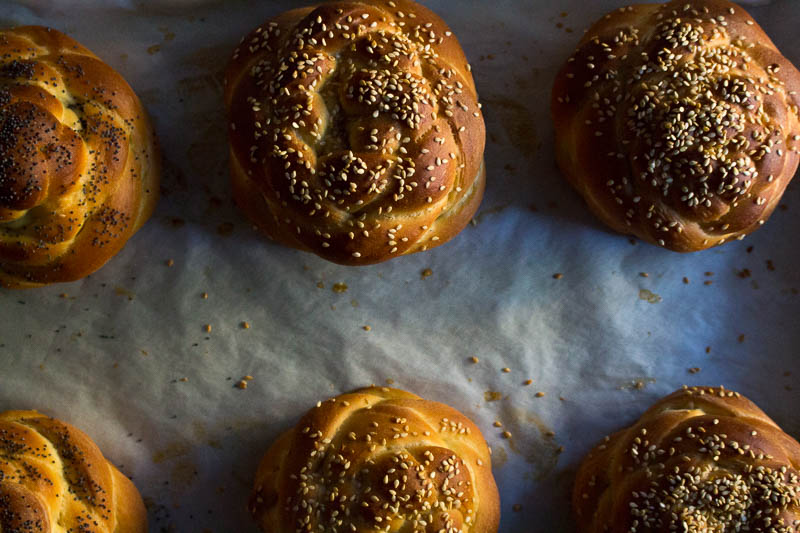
1, 0, 799, 531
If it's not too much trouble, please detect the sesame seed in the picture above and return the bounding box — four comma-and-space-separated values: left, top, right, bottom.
583, 385, 800, 529
558, 4, 799, 251
226, 1, 484, 264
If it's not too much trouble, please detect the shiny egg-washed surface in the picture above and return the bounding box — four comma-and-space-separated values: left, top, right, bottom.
574, 387, 800, 532
251, 387, 499, 533
0, 410, 146, 533
225, 0, 485, 265
0, 26, 159, 288
552, 0, 800, 251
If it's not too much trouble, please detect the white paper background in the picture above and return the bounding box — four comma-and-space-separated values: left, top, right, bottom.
0, 0, 798, 531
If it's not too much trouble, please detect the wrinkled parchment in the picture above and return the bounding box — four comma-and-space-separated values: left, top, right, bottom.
1, 1, 798, 531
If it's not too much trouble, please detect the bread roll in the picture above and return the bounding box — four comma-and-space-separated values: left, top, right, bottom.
552, 0, 800, 252
574, 386, 800, 532
0, 26, 159, 288
250, 387, 500, 532
0, 410, 147, 532
224, 0, 485, 265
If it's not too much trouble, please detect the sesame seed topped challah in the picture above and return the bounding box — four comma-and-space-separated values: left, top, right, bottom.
574, 386, 800, 532
552, 0, 800, 252
225, 0, 485, 265
250, 387, 500, 532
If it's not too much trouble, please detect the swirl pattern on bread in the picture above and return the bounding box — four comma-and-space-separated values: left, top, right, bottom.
552, 0, 800, 251
225, 0, 485, 265
574, 386, 800, 532
0, 26, 159, 288
250, 387, 499, 532
0, 410, 147, 533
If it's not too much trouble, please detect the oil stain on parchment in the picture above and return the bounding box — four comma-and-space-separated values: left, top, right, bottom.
484, 390, 503, 402
502, 408, 563, 482
152, 442, 191, 464
491, 445, 508, 468
481, 95, 540, 158
639, 289, 662, 304
114, 287, 135, 300
472, 204, 510, 226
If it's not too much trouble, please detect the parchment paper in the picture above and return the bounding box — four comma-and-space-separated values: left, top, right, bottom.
1, 1, 799, 531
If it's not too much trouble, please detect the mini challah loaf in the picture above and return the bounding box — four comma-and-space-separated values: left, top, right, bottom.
0, 410, 147, 533
552, 0, 800, 252
574, 386, 800, 532
250, 387, 500, 532
224, 0, 485, 265
0, 26, 159, 288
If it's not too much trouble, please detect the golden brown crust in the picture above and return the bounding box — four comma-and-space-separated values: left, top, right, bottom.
224, 0, 485, 265
574, 386, 800, 532
250, 387, 500, 532
0, 410, 147, 533
0, 26, 160, 288
552, 0, 800, 252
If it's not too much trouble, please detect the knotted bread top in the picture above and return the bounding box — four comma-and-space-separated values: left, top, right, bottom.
0, 26, 158, 288
225, 0, 485, 264
552, 0, 800, 251
0, 410, 146, 533
574, 386, 800, 532
251, 387, 499, 532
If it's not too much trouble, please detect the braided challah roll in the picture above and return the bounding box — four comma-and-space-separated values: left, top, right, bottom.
0, 410, 147, 532
552, 0, 800, 252
574, 386, 800, 532
0, 26, 159, 288
224, 0, 485, 265
250, 387, 500, 532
